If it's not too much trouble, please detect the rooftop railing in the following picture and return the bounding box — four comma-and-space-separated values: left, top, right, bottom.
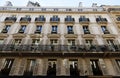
0, 6, 105, 12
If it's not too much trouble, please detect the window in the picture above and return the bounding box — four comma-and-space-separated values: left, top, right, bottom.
101, 26, 109, 34
3, 59, 14, 69
83, 26, 90, 34
85, 39, 93, 45
32, 39, 40, 45
19, 25, 26, 33
116, 16, 120, 21
51, 26, 57, 34
65, 16, 74, 22
79, 16, 89, 22
47, 59, 57, 76
116, 60, 120, 69
2, 25, 11, 33
35, 25, 42, 33
1, 59, 14, 75
69, 59, 79, 76
106, 39, 115, 45
90, 60, 103, 76
67, 26, 73, 34
68, 39, 75, 45
50, 39, 58, 45
25, 59, 36, 72
13, 39, 22, 45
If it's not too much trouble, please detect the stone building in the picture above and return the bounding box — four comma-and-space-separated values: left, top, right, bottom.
0, 1, 120, 78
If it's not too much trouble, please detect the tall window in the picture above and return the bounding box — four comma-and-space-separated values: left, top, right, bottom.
35, 25, 42, 33
85, 39, 93, 46
101, 26, 109, 34
47, 59, 57, 76
52, 15, 59, 21
116, 60, 120, 69
90, 60, 103, 76
69, 59, 79, 76
1, 59, 14, 75
68, 39, 75, 46
2, 25, 11, 33
116, 16, 120, 21
50, 39, 58, 45
67, 26, 73, 34
51, 26, 57, 34
13, 39, 22, 45
39, 15, 45, 21
19, 25, 26, 33
83, 26, 90, 34
25, 59, 36, 72
32, 39, 40, 45
3, 59, 14, 69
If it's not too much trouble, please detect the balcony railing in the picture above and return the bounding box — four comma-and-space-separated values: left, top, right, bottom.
1, 29, 8, 33
0, 45, 119, 52
20, 17, 31, 23
79, 18, 90, 24
35, 17, 46, 23
50, 18, 60, 23
96, 18, 108, 24
4, 17, 17, 23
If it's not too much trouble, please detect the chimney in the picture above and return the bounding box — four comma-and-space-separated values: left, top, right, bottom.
92, 3, 97, 7
5, 1, 13, 6
79, 2, 83, 7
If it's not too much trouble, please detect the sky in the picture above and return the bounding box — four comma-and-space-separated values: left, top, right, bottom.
0, 0, 120, 7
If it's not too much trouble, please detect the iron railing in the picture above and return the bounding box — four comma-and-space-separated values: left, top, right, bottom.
0, 45, 119, 53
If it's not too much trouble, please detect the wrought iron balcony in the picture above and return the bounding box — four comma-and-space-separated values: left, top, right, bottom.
20, 17, 31, 23
79, 18, 90, 24
1, 29, 8, 33
96, 18, 108, 24
0, 45, 119, 53
84, 30, 90, 34
68, 31, 74, 34
50, 18, 60, 23
35, 17, 46, 23
35, 30, 41, 34
65, 18, 75, 24
103, 30, 110, 34
4, 17, 17, 23
18, 29, 24, 33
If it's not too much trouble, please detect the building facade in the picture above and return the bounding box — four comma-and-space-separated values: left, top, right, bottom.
0, 2, 120, 78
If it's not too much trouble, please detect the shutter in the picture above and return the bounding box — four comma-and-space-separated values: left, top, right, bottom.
42, 59, 47, 76
111, 59, 120, 75
33, 59, 43, 76
18, 58, 27, 76
85, 59, 93, 75
99, 59, 108, 75
9, 58, 20, 76
78, 59, 84, 76
0, 58, 5, 71
56, 59, 61, 76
